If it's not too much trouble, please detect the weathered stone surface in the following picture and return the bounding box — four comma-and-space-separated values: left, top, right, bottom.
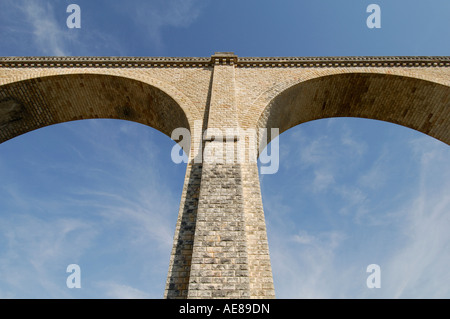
0, 98, 23, 127
0, 54, 449, 299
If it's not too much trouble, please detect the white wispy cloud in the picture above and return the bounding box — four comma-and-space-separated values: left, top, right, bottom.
385, 192, 450, 298
0, 213, 98, 298
0, 120, 184, 298
22, 1, 68, 55
358, 148, 389, 190
0, 1, 131, 56
72, 187, 178, 251
270, 228, 350, 298
96, 282, 152, 299
264, 119, 450, 298
335, 185, 368, 220
312, 169, 336, 193
0, 0, 73, 55
340, 124, 368, 159
1, 0, 207, 56
108, 0, 206, 52
127, 0, 205, 50
379, 136, 450, 298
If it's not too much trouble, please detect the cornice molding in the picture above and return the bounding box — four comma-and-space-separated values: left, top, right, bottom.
0, 55, 448, 68
0, 56, 212, 68
237, 56, 450, 68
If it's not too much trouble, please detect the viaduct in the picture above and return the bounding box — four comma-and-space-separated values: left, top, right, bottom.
0, 53, 449, 298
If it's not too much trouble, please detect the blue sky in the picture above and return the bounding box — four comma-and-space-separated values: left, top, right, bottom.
0, 0, 449, 298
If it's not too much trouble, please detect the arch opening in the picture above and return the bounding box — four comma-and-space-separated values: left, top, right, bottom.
256, 73, 450, 297
259, 117, 450, 298
0, 118, 187, 298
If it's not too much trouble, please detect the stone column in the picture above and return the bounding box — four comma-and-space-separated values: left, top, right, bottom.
164, 160, 203, 299
165, 53, 275, 299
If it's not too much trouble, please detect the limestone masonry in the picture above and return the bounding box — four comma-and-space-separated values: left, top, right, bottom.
0, 53, 449, 298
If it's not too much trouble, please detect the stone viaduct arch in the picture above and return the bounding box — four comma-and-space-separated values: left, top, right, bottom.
256, 73, 450, 148
0, 72, 193, 145
0, 54, 448, 299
